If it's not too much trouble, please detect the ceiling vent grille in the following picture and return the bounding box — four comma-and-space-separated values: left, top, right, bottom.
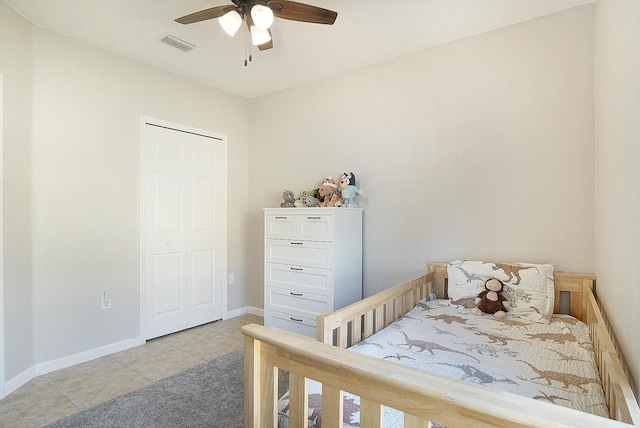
160, 35, 195, 52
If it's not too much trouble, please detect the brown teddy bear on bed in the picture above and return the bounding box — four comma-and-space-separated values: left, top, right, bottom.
471, 278, 510, 319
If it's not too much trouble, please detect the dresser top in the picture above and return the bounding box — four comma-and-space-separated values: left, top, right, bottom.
264, 207, 363, 212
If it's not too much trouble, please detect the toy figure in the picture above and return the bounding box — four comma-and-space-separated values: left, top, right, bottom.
339, 172, 363, 207
280, 189, 295, 207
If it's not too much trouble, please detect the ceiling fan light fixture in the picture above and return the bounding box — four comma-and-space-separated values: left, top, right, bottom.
250, 4, 274, 30
219, 10, 242, 36
250, 25, 272, 45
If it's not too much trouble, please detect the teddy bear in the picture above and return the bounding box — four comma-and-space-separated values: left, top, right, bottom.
471, 278, 510, 319
321, 193, 343, 207
280, 189, 295, 207
317, 177, 343, 207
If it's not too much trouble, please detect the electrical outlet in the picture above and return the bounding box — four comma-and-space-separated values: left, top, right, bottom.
228, 273, 235, 285
101, 290, 112, 310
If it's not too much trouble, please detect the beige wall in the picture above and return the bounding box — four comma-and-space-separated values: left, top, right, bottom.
249, 6, 595, 307
1, 5, 251, 381
0, 1, 34, 381
594, 0, 640, 395
28, 28, 251, 365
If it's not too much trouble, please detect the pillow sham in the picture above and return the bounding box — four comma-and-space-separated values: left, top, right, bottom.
447, 260, 555, 322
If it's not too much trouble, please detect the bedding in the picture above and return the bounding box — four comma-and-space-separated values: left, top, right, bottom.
277, 298, 608, 427
447, 260, 556, 322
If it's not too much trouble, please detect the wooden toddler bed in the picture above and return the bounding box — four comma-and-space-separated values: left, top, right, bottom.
243, 262, 640, 427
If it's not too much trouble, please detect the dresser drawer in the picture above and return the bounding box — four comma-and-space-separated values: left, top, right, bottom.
265, 213, 333, 241
265, 239, 332, 269
266, 286, 332, 316
265, 263, 332, 296
265, 310, 317, 339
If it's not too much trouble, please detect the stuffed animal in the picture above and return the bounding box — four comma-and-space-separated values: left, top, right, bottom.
318, 177, 343, 207
471, 278, 510, 319
339, 172, 363, 207
322, 193, 343, 207
294, 190, 320, 207
280, 189, 295, 208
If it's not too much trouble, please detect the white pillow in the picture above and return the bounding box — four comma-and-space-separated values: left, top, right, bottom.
447, 260, 555, 322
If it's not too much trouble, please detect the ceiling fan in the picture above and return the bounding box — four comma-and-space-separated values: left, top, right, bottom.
175, 0, 338, 53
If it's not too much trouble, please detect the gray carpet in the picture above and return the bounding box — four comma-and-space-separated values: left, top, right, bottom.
46, 348, 288, 428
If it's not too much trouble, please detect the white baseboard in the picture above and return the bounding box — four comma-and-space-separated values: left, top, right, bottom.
3, 335, 145, 398
225, 306, 263, 319
247, 306, 264, 317
4, 366, 36, 398
224, 306, 248, 319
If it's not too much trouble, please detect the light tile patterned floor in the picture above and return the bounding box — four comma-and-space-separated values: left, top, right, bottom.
0, 313, 263, 428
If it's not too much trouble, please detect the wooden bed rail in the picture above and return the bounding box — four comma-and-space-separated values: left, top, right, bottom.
242, 323, 635, 428
316, 272, 435, 346
584, 289, 640, 423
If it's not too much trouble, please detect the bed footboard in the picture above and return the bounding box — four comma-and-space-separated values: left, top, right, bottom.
242, 323, 634, 428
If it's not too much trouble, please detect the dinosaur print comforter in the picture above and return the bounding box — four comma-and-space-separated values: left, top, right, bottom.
277, 299, 608, 427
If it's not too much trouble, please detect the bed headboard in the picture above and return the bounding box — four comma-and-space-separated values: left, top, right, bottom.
427, 262, 596, 322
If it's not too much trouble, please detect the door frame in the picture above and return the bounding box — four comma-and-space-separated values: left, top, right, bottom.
0, 74, 5, 398
139, 116, 228, 340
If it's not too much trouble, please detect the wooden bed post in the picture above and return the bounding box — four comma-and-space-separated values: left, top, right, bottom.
244, 334, 259, 428
244, 334, 278, 428
427, 262, 448, 298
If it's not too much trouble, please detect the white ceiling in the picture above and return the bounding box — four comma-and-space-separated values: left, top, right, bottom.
5, 0, 593, 99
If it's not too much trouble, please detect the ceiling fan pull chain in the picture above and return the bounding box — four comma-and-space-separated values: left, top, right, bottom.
244, 27, 248, 66
244, 31, 253, 66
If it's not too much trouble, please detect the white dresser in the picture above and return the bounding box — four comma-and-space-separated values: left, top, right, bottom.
263, 208, 363, 338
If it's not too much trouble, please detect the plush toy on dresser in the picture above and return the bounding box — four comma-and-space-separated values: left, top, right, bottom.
339, 172, 363, 207
280, 189, 295, 207
317, 177, 343, 207
294, 190, 320, 207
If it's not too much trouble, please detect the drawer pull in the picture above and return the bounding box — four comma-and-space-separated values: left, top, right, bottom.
290, 242, 304, 245
290, 292, 303, 296
274, 216, 287, 219
290, 267, 303, 271
307, 216, 321, 220
290, 317, 303, 322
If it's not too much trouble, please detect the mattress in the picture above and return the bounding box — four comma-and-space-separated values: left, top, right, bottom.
277, 299, 609, 427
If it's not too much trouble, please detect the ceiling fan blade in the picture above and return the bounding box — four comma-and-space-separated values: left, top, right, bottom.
175, 5, 236, 25
268, 0, 337, 25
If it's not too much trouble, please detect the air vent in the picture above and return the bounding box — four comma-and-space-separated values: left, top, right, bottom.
160, 35, 195, 52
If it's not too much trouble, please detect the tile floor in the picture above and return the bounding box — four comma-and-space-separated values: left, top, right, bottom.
0, 313, 263, 428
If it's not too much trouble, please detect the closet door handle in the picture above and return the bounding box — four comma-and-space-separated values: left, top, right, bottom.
290, 241, 303, 245
290, 292, 303, 296
290, 317, 303, 322
290, 267, 303, 271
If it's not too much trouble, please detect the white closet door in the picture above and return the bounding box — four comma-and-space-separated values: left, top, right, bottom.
142, 120, 226, 340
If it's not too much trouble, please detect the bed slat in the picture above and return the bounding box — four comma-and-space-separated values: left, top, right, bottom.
322, 385, 342, 428
360, 398, 384, 426
405, 414, 430, 428
288, 372, 307, 427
